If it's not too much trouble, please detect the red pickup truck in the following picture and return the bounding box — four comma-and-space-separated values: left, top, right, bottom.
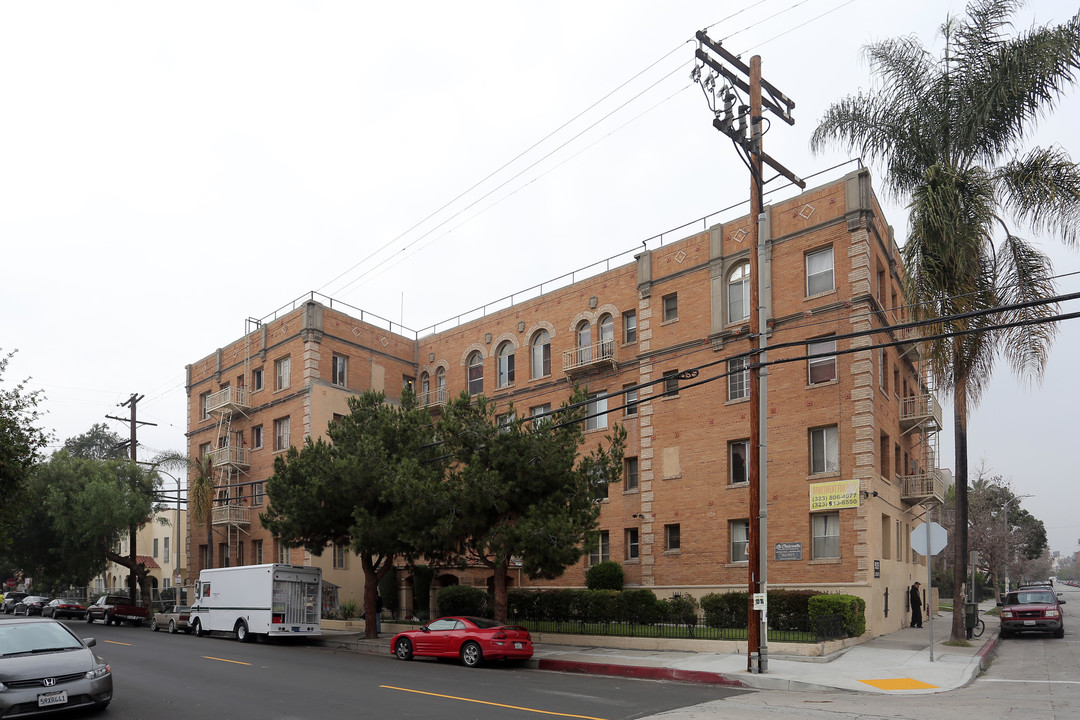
85, 594, 150, 627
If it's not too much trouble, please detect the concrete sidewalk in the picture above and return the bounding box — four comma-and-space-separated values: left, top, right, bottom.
316, 605, 999, 695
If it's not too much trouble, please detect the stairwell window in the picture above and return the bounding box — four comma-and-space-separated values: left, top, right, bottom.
731, 519, 749, 562
806, 246, 835, 296
332, 355, 347, 387
812, 512, 840, 559
810, 425, 839, 475
273, 416, 291, 452
275, 356, 291, 391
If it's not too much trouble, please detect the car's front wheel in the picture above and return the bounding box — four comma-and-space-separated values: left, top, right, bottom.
460, 641, 482, 668
86, 613, 94, 624
193, 619, 205, 637
395, 637, 413, 661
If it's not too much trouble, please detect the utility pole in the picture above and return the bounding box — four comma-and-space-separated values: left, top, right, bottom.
106, 393, 157, 603
694, 31, 803, 674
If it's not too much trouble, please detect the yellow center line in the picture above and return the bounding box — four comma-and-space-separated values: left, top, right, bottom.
203, 656, 252, 666
103, 640, 133, 646
380, 685, 608, 720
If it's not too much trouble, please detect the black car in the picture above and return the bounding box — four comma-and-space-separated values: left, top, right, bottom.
1, 593, 28, 615
12, 597, 51, 617
42, 599, 88, 620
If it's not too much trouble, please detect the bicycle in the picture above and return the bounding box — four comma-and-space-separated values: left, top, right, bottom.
969, 617, 985, 638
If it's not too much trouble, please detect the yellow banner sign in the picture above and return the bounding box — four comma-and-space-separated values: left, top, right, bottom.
809, 479, 860, 510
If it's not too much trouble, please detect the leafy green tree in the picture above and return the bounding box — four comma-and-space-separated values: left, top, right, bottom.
0, 349, 49, 551
262, 389, 443, 638
154, 451, 216, 570
62, 423, 127, 460
437, 389, 626, 623
812, 0, 1080, 640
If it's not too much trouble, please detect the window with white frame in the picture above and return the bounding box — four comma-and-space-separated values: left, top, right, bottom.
585, 393, 608, 431
599, 314, 614, 358
727, 263, 750, 323
728, 356, 748, 400
531, 330, 551, 378
812, 512, 840, 558
663, 369, 679, 397
436, 367, 447, 402
420, 372, 430, 402
623, 310, 637, 343
807, 338, 837, 384
251, 425, 263, 450
806, 246, 835, 296
623, 384, 638, 416
274, 416, 291, 452
729, 440, 749, 484
332, 355, 347, 387
153, 538, 159, 558
625, 456, 639, 491
496, 341, 515, 388
252, 367, 264, 392
529, 403, 551, 423
333, 542, 347, 569
625, 528, 640, 560
163, 537, 170, 563
253, 539, 263, 564
731, 519, 749, 562
576, 320, 592, 364
467, 351, 484, 395
275, 356, 291, 391
200, 392, 211, 420
588, 531, 610, 565
810, 425, 839, 474
662, 293, 678, 322
252, 482, 264, 506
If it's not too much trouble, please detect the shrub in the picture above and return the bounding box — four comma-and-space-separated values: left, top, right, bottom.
585, 561, 624, 591
338, 599, 360, 620
507, 589, 540, 620
660, 593, 700, 629
616, 588, 662, 624
701, 591, 747, 629
808, 593, 866, 637
436, 584, 488, 617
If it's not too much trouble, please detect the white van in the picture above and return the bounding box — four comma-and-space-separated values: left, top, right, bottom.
189, 564, 322, 642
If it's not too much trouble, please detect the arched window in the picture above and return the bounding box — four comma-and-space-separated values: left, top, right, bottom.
531, 330, 550, 379
467, 351, 484, 395
435, 367, 446, 403
576, 320, 592, 364
496, 341, 515, 388
420, 372, 430, 404
598, 314, 614, 358
727, 263, 750, 324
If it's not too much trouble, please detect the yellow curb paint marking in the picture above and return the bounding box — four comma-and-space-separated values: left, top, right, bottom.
381, 685, 608, 720
103, 640, 133, 646
203, 656, 252, 666
859, 678, 939, 690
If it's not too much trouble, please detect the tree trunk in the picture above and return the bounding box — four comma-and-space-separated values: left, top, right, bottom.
492, 562, 509, 624
951, 377, 969, 642
361, 553, 393, 639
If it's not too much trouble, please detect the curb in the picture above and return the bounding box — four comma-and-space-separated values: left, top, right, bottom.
533, 658, 748, 688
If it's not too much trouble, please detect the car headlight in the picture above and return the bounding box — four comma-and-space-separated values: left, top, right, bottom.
0, 682, 8, 692
1047, 609, 1061, 618
86, 664, 111, 680
1000, 610, 1013, 618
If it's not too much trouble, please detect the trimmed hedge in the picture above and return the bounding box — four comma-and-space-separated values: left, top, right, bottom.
808, 593, 866, 637
436, 584, 488, 617
585, 561, 624, 590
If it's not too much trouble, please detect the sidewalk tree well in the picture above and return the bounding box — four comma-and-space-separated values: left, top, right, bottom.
435, 388, 626, 624
261, 389, 445, 638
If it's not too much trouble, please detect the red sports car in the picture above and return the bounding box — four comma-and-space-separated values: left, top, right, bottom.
390, 616, 533, 667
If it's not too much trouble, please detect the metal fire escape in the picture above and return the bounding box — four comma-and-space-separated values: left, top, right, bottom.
897, 328, 947, 505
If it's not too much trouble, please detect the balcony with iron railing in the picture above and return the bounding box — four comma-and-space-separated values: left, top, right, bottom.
206, 386, 250, 415
418, 387, 449, 409
563, 339, 618, 375
212, 504, 250, 526
207, 445, 249, 470
899, 394, 942, 433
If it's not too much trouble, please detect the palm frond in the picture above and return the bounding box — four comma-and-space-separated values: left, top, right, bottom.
996, 145, 1080, 246
993, 229, 1058, 384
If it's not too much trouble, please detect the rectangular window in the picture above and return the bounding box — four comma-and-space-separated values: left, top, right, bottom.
254, 539, 263, 565
623, 310, 637, 343
808, 338, 837, 384
893, 365, 900, 397
585, 393, 608, 431
879, 348, 888, 393
881, 514, 892, 560
252, 482, 264, 506
237, 540, 244, 566
663, 370, 679, 397
274, 416, 291, 451
497, 412, 515, 432
333, 543, 347, 569
588, 531, 610, 566
731, 519, 749, 562
497, 351, 515, 388
623, 384, 638, 416
278, 543, 290, 565
275, 356, 291, 391
728, 356, 748, 400
153, 538, 159, 558
199, 442, 211, 460
252, 367, 264, 392
200, 392, 211, 420
529, 403, 551, 419
880, 432, 890, 478
332, 355, 347, 387
810, 426, 839, 474
200, 545, 210, 568
625, 528, 640, 560
806, 246, 835, 295
219, 543, 229, 568
662, 293, 678, 322
625, 456, 639, 491
665, 524, 681, 551
812, 512, 840, 559
251, 425, 263, 450
163, 537, 170, 564
729, 440, 749, 484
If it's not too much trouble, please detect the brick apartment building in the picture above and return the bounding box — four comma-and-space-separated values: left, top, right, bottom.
185, 167, 947, 636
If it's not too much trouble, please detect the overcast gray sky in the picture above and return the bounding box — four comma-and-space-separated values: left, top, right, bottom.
3, 1, 1078, 555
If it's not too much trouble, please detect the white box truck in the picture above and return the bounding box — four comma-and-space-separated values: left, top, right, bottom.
188, 563, 322, 642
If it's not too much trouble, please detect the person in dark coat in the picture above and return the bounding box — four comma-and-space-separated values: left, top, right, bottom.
910, 582, 924, 628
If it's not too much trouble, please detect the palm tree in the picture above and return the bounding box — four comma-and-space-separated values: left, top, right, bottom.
154, 450, 217, 571
811, 0, 1080, 641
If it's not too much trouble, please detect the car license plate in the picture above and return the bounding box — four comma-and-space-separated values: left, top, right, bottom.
1024, 620, 1036, 626
514, 642, 523, 649
38, 691, 67, 707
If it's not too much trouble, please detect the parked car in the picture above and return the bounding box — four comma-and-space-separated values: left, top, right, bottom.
998, 588, 1065, 638
12, 596, 51, 617
389, 616, 534, 667
85, 594, 149, 627
42, 599, 88, 620
152, 605, 192, 634
0, 616, 112, 716
1, 592, 28, 614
